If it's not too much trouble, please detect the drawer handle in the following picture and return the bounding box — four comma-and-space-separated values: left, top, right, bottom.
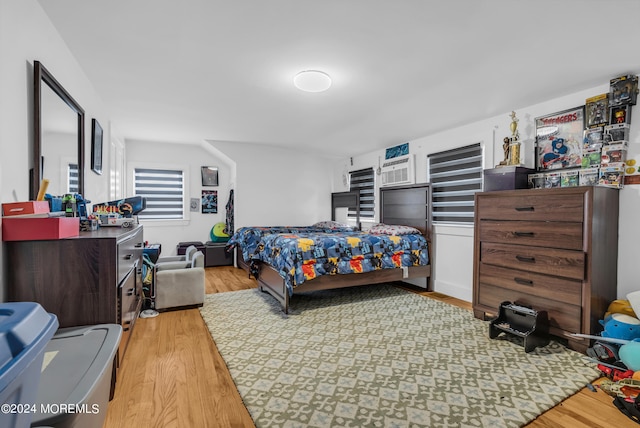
127, 288, 135, 296
515, 206, 534, 212
124, 254, 133, 260
514, 277, 534, 286
515, 255, 536, 263
135, 243, 143, 248
514, 231, 534, 237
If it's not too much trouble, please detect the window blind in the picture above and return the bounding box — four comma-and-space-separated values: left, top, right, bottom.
68, 163, 78, 194
134, 168, 184, 220
428, 143, 483, 224
348, 167, 374, 219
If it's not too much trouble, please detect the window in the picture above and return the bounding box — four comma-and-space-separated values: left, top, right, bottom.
348, 167, 375, 220
428, 143, 483, 224
133, 168, 185, 220
68, 163, 78, 193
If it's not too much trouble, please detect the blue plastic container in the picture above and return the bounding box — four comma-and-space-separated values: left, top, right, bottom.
0, 302, 58, 428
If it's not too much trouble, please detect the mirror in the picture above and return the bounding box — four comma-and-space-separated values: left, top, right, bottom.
32, 61, 84, 200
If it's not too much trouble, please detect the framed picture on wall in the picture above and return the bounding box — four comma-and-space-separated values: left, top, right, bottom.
535, 106, 585, 171
202, 190, 217, 213
201, 166, 219, 186
91, 118, 103, 175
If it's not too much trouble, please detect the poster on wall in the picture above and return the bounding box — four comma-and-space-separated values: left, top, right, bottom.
535, 106, 585, 171
385, 142, 409, 159
201, 190, 217, 213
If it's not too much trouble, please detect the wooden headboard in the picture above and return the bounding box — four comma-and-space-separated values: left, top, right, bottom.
331, 191, 360, 229
380, 183, 432, 239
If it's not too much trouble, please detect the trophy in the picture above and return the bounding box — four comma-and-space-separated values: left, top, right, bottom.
508, 111, 522, 166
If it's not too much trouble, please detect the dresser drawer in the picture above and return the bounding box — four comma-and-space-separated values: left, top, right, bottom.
477, 284, 581, 333
117, 227, 144, 284
480, 242, 585, 280
478, 220, 583, 250
479, 264, 582, 306
118, 267, 137, 358
476, 192, 584, 222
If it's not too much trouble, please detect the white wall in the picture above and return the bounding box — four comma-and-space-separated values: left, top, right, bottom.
125, 139, 335, 256
125, 139, 233, 256
0, 0, 113, 300
333, 85, 640, 302
210, 140, 334, 228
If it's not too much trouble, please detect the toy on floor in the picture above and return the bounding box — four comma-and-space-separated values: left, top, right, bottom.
601, 313, 640, 341
605, 299, 637, 319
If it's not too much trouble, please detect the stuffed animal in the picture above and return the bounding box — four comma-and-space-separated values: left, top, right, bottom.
619, 341, 640, 372
604, 299, 637, 319
600, 313, 640, 341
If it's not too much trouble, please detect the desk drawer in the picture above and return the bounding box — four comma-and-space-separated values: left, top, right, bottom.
480, 242, 585, 280
117, 227, 143, 283
476, 192, 584, 222
478, 220, 583, 250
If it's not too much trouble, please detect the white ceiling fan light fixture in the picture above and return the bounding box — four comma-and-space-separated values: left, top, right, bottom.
293, 70, 332, 92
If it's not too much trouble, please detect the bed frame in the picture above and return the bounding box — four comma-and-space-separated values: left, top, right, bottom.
244, 183, 432, 313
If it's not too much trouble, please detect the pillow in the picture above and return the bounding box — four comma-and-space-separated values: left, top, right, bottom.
312, 221, 356, 230
368, 223, 422, 236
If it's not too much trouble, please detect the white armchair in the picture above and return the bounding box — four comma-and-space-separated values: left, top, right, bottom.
155, 250, 205, 311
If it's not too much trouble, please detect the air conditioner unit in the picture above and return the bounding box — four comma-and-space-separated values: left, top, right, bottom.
380, 154, 415, 186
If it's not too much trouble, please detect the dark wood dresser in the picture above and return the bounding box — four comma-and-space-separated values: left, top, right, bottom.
6, 225, 144, 360
472, 186, 619, 352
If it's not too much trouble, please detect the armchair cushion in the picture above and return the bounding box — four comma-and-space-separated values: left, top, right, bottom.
157, 245, 197, 264
155, 245, 199, 271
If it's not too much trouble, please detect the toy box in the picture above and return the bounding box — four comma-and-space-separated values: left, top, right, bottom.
585, 93, 609, 128
604, 123, 630, 143
545, 171, 562, 188
580, 168, 600, 186
0, 303, 58, 428
601, 143, 628, 166
561, 170, 579, 187
30, 324, 121, 428
610, 105, 632, 125
599, 165, 625, 188
1, 201, 49, 217
610, 74, 638, 107
583, 127, 604, 149
528, 173, 546, 189
582, 146, 602, 168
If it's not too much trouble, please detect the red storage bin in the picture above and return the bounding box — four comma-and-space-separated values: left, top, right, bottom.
2, 217, 79, 241
2, 201, 50, 217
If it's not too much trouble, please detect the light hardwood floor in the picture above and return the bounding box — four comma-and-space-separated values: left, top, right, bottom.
103, 267, 635, 427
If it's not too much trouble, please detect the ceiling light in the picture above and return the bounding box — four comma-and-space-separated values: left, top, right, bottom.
293, 70, 332, 92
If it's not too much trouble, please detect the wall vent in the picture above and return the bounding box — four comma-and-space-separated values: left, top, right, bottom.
381, 154, 415, 186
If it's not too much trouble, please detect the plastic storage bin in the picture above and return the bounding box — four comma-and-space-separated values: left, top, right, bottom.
0, 302, 58, 428
30, 324, 122, 428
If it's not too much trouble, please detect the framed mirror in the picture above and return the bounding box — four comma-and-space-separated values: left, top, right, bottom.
32, 61, 85, 200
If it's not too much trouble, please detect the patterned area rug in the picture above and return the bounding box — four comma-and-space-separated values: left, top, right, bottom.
199, 284, 600, 427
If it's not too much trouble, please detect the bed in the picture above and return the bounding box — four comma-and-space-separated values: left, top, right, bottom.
228, 184, 432, 313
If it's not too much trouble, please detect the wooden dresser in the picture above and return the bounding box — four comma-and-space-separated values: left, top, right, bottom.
6, 225, 144, 360
472, 186, 619, 352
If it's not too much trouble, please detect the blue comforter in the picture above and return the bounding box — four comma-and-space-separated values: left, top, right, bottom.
229, 227, 429, 295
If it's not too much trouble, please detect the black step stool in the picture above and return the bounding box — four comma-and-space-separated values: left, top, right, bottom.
489, 301, 549, 353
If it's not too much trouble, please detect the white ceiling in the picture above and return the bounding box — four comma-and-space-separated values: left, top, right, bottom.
38, 0, 640, 158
